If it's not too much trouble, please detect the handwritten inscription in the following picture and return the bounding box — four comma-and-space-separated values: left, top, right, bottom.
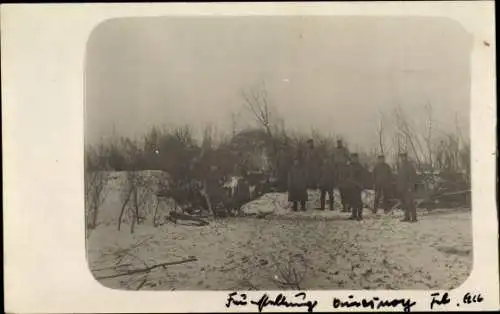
430, 292, 451, 310
463, 292, 484, 304
226, 291, 318, 313
333, 295, 416, 312
225, 290, 484, 312
430, 291, 484, 310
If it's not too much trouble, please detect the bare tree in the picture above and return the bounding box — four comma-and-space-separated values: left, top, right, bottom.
241, 82, 283, 175
392, 105, 425, 168
241, 83, 273, 137
116, 139, 154, 233
229, 111, 242, 138
424, 102, 434, 168
85, 143, 110, 232
376, 110, 386, 155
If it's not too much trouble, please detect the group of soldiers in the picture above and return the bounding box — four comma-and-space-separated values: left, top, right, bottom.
287, 139, 419, 222
194, 137, 418, 222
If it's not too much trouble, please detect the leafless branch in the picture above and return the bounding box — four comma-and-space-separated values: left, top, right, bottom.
393, 105, 424, 166
85, 144, 111, 230
269, 253, 307, 290
94, 257, 198, 280
376, 110, 385, 155
241, 85, 273, 137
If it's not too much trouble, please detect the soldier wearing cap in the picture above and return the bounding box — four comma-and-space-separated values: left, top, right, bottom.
204, 164, 226, 216
304, 139, 322, 191
333, 139, 351, 212
397, 152, 418, 222
372, 154, 393, 214
345, 153, 368, 221
318, 153, 336, 210
288, 155, 308, 211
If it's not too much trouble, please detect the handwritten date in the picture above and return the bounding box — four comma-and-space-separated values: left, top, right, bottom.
430, 291, 484, 310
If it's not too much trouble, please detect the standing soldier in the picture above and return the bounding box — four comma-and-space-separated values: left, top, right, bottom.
305, 139, 321, 191
276, 141, 293, 192
346, 153, 368, 221
204, 164, 226, 216
397, 152, 418, 222
372, 155, 393, 214
232, 169, 251, 215
288, 156, 308, 211
318, 154, 336, 210
334, 139, 351, 212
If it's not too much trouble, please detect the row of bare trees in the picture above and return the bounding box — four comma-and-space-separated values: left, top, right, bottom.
85, 82, 471, 233
374, 103, 470, 174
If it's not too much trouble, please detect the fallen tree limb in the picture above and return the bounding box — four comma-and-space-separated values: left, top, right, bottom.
136, 277, 148, 290
92, 263, 132, 272
431, 189, 471, 198
168, 211, 209, 225
100, 236, 153, 258
94, 257, 198, 280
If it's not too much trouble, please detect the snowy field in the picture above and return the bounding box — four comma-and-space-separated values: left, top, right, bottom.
86, 171, 472, 291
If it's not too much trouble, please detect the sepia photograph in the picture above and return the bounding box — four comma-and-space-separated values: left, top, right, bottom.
3, 2, 497, 313
84, 16, 473, 291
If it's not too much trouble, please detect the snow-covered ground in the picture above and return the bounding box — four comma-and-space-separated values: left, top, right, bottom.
86, 172, 472, 291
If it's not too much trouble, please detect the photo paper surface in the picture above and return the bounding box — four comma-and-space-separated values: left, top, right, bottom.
2, 2, 498, 313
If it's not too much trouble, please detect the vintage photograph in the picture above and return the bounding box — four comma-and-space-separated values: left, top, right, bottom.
84, 16, 473, 291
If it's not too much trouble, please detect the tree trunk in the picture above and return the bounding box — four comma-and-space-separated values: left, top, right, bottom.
118, 188, 132, 231
91, 204, 98, 230
153, 197, 160, 227
130, 187, 138, 234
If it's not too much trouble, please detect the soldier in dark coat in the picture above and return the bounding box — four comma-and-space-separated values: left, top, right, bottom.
232, 179, 251, 214
288, 157, 308, 211
304, 139, 322, 190
318, 156, 336, 210
276, 143, 293, 192
345, 153, 368, 221
372, 155, 393, 214
333, 139, 351, 212
204, 165, 227, 216
397, 152, 418, 222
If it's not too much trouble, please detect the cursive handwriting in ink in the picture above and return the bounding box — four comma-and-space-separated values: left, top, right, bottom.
430, 292, 451, 310
250, 292, 318, 313
225, 292, 248, 308
333, 295, 417, 313
462, 292, 483, 304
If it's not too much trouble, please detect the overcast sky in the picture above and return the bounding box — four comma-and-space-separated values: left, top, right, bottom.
85, 16, 472, 150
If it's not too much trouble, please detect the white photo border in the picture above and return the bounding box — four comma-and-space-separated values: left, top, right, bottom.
2, 2, 498, 312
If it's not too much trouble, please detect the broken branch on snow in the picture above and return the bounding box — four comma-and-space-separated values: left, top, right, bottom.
94, 257, 198, 280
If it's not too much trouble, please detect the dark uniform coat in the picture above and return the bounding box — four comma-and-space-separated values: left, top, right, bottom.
397, 159, 418, 220
288, 163, 308, 202
304, 148, 322, 189
233, 177, 251, 208
397, 160, 417, 194
333, 147, 350, 184
205, 168, 225, 207
276, 149, 293, 191
345, 161, 368, 207
373, 162, 393, 188
333, 146, 350, 165
318, 160, 336, 190
372, 161, 393, 212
